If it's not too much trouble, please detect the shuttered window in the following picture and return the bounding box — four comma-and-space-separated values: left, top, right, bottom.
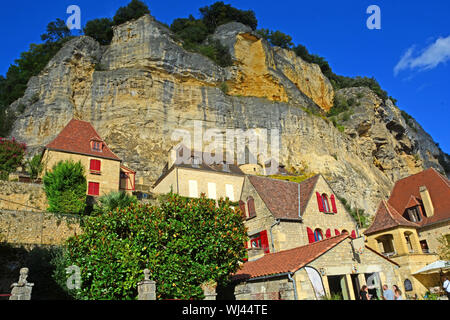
247, 197, 256, 218
330, 194, 338, 213
316, 192, 324, 212
225, 184, 234, 201
88, 182, 100, 196
351, 230, 357, 239
207, 182, 217, 200
188, 180, 198, 198
314, 229, 323, 242
307, 227, 315, 243
239, 200, 247, 218
90, 159, 101, 172
250, 230, 270, 253
325, 229, 331, 238
335, 229, 341, 236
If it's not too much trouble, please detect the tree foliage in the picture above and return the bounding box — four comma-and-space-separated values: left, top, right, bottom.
43, 160, 87, 214
112, 0, 150, 26
54, 193, 248, 300
199, 1, 257, 32
0, 137, 26, 180
25, 153, 44, 181
257, 29, 293, 49
83, 18, 114, 45
94, 191, 138, 214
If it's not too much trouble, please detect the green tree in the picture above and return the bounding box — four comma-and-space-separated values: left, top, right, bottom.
0, 137, 26, 180
83, 18, 114, 45
170, 15, 209, 46
54, 193, 247, 300
112, 0, 150, 26
199, 1, 258, 32
258, 29, 293, 49
25, 153, 44, 181
41, 18, 72, 43
43, 160, 87, 214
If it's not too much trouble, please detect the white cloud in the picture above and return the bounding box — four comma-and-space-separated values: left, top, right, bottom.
394, 36, 450, 76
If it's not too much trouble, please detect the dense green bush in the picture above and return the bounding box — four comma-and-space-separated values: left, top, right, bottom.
257, 29, 293, 49
53, 193, 247, 300
0, 137, 26, 180
43, 160, 87, 214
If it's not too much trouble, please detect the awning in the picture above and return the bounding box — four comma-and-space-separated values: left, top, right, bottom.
412, 260, 450, 275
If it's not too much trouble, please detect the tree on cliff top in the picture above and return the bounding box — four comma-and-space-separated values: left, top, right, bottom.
200, 1, 258, 32
112, 0, 150, 26
54, 193, 248, 300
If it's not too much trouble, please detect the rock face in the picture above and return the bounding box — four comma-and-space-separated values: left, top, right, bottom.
8, 14, 450, 216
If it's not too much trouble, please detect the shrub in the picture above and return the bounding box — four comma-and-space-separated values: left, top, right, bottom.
0, 137, 26, 179
43, 160, 87, 214
25, 153, 44, 181
94, 191, 138, 214
53, 193, 248, 300
199, 1, 257, 32
257, 29, 293, 49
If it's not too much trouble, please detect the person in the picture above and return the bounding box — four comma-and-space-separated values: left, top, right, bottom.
360, 285, 369, 300
394, 288, 403, 300
382, 284, 395, 300
443, 276, 450, 300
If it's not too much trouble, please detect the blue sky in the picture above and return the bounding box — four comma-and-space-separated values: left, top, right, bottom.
1, 0, 449, 153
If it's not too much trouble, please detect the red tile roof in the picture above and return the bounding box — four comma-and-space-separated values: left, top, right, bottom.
387, 168, 450, 227
233, 233, 349, 280
45, 119, 121, 161
364, 200, 419, 236
247, 175, 319, 220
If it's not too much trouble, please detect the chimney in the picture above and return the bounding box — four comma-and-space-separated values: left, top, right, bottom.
419, 186, 434, 217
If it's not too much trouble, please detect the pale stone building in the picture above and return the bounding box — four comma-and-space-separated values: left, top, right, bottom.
152, 145, 245, 201
364, 168, 450, 298
42, 119, 135, 197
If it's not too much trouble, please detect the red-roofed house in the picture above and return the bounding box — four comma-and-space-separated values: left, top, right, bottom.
364, 168, 450, 298
232, 233, 400, 300
239, 174, 359, 255
42, 119, 135, 196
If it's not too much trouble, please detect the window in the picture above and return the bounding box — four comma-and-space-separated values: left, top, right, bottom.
247, 196, 256, 218
322, 194, 330, 213
404, 279, 413, 292
239, 200, 247, 218
406, 207, 421, 222
250, 230, 270, 253
207, 182, 217, 200
404, 232, 414, 253
89, 159, 101, 173
420, 240, 429, 253
188, 180, 198, 198
88, 182, 100, 196
91, 141, 102, 152
192, 156, 200, 168
314, 229, 323, 242
225, 184, 234, 201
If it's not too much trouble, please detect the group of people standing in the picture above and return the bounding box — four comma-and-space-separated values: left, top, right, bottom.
359, 284, 403, 300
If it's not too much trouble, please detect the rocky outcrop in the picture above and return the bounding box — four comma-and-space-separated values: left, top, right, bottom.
7, 14, 449, 216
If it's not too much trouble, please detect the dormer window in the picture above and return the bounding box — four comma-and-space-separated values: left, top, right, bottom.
405, 206, 422, 222
91, 139, 103, 152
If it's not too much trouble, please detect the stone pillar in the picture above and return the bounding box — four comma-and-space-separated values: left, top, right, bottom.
346, 274, 356, 300
137, 269, 156, 300
9, 267, 34, 300
201, 281, 217, 300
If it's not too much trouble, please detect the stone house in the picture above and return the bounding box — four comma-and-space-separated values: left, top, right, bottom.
364, 168, 450, 298
239, 174, 359, 254
233, 233, 401, 300
152, 145, 245, 202
41, 119, 135, 197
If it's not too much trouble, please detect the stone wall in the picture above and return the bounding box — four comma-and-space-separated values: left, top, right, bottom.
234, 276, 294, 300
0, 180, 47, 212
0, 209, 81, 245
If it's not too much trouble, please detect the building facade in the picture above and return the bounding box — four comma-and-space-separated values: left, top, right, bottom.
42, 119, 135, 197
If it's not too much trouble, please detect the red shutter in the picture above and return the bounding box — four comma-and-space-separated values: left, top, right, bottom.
90, 159, 101, 172
239, 200, 247, 218
88, 182, 100, 196
335, 229, 340, 236
260, 230, 270, 253
330, 194, 337, 213
307, 227, 315, 243
316, 192, 324, 212
325, 229, 331, 238
247, 197, 256, 218
351, 230, 357, 239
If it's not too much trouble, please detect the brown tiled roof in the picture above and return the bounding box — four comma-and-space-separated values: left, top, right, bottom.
364, 200, 419, 236
388, 168, 450, 227
233, 233, 349, 281
45, 119, 121, 161
405, 195, 420, 208
247, 175, 319, 220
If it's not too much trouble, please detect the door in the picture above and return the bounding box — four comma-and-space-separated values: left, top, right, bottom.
351, 274, 361, 300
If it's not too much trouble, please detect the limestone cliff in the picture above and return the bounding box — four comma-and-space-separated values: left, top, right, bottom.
7, 14, 450, 216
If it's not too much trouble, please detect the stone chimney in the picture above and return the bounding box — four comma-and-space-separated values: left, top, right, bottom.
419, 186, 434, 217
